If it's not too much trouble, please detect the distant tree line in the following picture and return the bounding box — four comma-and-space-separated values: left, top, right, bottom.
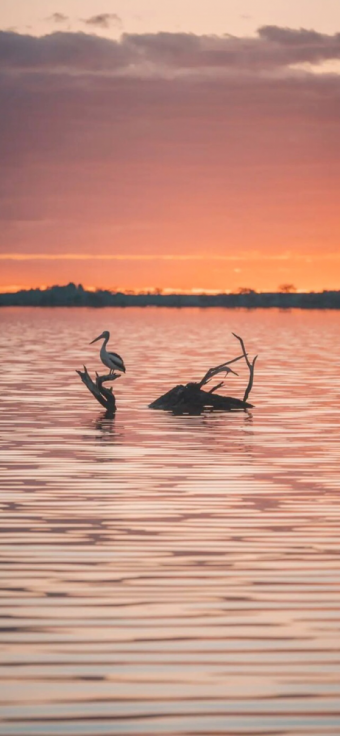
1, 282, 340, 309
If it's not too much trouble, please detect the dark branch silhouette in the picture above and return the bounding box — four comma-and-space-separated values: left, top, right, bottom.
232, 333, 258, 403
76, 367, 119, 415
150, 333, 257, 415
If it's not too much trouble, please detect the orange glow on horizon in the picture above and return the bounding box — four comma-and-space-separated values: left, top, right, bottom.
1, 249, 340, 295
1, 259, 340, 294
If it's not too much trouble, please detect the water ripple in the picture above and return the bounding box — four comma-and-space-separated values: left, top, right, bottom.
1, 307, 340, 735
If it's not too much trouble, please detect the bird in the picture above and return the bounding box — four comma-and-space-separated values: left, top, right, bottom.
90, 331, 126, 375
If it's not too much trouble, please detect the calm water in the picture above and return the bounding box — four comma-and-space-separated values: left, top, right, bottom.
1, 307, 340, 736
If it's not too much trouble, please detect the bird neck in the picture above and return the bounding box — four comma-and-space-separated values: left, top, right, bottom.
103, 334, 109, 347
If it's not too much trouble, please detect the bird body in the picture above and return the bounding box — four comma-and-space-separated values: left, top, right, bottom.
90, 331, 126, 374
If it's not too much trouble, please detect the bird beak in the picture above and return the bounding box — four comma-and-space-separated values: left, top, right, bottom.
90, 334, 102, 344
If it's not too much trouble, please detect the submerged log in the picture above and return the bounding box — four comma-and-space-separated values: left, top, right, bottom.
76, 366, 119, 416
149, 333, 257, 415
149, 384, 253, 414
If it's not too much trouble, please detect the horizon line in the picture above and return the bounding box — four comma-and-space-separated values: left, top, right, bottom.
1, 284, 338, 296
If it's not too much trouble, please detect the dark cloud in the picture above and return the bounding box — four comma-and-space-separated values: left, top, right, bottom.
84, 13, 122, 29
0, 31, 127, 71
258, 25, 340, 63
48, 13, 68, 24
1, 26, 340, 75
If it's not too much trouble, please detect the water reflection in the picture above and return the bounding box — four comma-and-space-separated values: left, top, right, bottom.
93, 415, 119, 444
0, 307, 340, 736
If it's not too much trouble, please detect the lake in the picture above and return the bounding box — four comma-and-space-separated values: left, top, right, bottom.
1, 306, 340, 736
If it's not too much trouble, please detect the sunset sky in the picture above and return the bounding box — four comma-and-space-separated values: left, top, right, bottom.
1, 1, 340, 292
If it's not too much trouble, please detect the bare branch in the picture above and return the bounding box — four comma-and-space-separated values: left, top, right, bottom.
199, 353, 244, 388
232, 333, 257, 403
208, 381, 225, 394
243, 355, 257, 403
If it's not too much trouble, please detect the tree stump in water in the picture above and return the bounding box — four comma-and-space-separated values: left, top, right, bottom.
149, 333, 257, 415
76, 367, 119, 416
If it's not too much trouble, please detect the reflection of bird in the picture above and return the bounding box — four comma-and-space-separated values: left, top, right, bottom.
90, 331, 126, 375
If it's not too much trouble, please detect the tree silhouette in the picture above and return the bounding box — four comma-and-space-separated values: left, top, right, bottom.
278, 284, 297, 293
235, 287, 256, 295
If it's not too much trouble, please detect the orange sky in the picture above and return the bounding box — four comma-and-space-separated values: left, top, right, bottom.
0, 21, 340, 292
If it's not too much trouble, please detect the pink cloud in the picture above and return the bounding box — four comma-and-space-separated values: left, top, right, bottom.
0, 28, 340, 290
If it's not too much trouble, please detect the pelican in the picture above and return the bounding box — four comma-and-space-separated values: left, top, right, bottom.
90, 331, 126, 375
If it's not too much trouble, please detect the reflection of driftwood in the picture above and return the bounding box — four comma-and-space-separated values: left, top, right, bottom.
76, 367, 119, 415
150, 333, 257, 415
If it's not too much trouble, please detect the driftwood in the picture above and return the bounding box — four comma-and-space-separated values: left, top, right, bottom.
76, 367, 119, 415
149, 333, 257, 415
